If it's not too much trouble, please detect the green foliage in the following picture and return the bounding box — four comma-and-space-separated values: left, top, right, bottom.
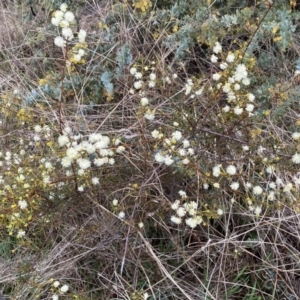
115, 43, 133, 78
100, 70, 114, 95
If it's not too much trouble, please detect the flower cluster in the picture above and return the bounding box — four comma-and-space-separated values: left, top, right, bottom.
210, 42, 256, 117
0, 122, 57, 238
69, 43, 87, 64
58, 127, 125, 191
129, 65, 162, 120
110, 198, 126, 220
130, 65, 158, 91
183, 78, 203, 97
170, 191, 202, 228
132, 0, 152, 12
209, 164, 239, 189
52, 3, 87, 64
170, 191, 224, 228
152, 129, 194, 166
51, 280, 69, 300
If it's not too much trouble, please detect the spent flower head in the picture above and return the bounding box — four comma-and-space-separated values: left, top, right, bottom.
54, 36, 66, 48
211, 54, 218, 63
213, 42, 222, 54
253, 185, 263, 195
140, 97, 149, 106
55, 10, 64, 20
60, 3, 68, 12
226, 53, 235, 63
64, 11, 75, 22
78, 29, 87, 43
230, 182, 239, 190
226, 165, 236, 175
292, 132, 300, 140
171, 215, 182, 225
213, 165, 221, 177
292, 153, 300, 164
130, 67, 137, 75
60, 284, 69, 293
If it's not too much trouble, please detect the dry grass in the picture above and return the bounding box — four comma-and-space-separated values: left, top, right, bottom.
0, 1, 300, 300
